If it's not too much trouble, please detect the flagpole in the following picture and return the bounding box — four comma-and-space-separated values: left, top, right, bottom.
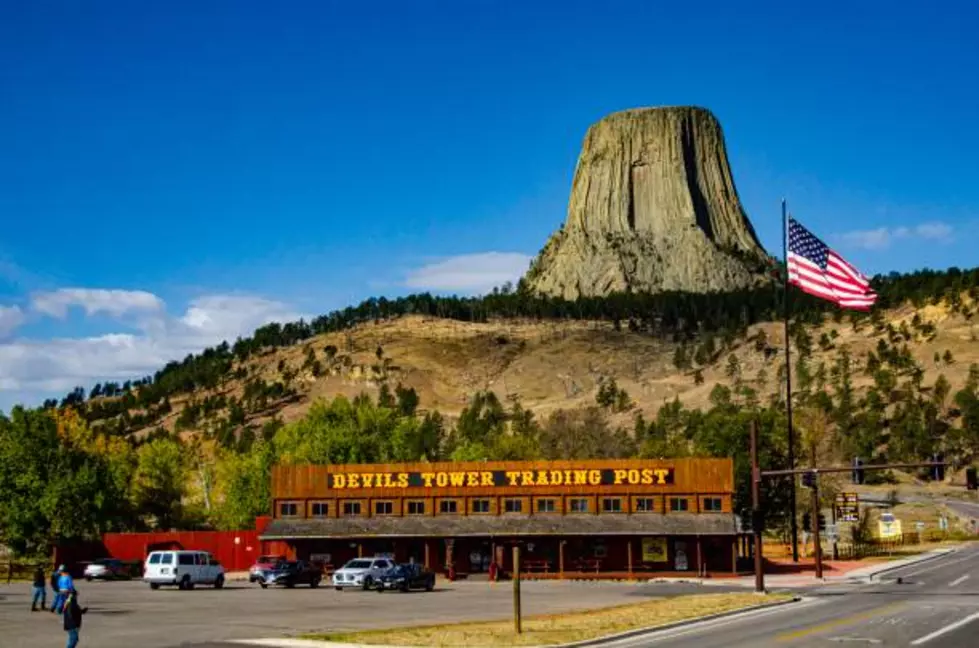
782, 198, 799, 563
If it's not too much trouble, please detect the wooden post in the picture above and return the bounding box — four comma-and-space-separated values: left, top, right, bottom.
558, 540, 565, 580
626, 539, 633, 578
696, 537, 703, 577
513, 545, 522, 634
357, 542, 363, 558
750, 421, 765, 592
731, 538, 738, 575
424, 541, 431, 570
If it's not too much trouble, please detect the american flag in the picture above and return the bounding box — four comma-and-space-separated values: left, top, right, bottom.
787, 217, 877, 310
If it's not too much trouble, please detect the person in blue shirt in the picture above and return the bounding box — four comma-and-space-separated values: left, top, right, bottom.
52, 565, 73, 614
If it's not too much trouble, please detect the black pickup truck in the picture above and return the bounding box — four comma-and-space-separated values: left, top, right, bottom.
374, 563, 436, 592
256, 560, 322, 589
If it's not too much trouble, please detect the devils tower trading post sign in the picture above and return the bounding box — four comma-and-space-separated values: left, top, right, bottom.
330, 467, 675, 490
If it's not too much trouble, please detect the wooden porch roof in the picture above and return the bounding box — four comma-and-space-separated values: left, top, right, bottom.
260, 513, 739, 540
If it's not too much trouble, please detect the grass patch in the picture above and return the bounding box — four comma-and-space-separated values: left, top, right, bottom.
305, 592, 793, 646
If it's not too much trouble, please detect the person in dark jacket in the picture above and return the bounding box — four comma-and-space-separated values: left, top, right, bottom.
62, 588, 87, 648
31, 566, 47, 611
49, 567, 60, 613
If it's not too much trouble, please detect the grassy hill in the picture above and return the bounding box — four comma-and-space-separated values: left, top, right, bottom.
107, 296, 977, 448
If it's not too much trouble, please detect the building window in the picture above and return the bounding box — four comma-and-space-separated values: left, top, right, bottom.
439, 500, 458, 514
471, 499, 491, 514
536, 498, 557, 513
669, 497, 689, 512
406, 500, 426, 515
374, 501, 394, 516
503, 498, 523, 513
279, 502, 298, 517
703, 497, 723, 512
602, 498, 623, 513
343, 501, 362, 516
310, 502, 329, 517
569, 498, 589, 513
635, 498, 655, 512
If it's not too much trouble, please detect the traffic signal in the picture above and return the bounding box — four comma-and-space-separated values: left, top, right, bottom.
967, 466, 978, 491
818, 513, 827, 532
802, 512, 811, 530
932, 453, 945, 482
801, 471, 817, 489
852, 457, 865, 485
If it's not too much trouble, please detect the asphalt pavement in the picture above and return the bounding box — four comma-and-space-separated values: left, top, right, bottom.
598, 541, 979, 647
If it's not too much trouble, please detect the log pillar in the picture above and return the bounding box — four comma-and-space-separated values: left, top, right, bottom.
626, 538, 634, 578
559, 540, 565, 579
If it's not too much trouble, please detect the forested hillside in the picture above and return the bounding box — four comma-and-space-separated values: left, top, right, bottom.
1, 266, 978, 557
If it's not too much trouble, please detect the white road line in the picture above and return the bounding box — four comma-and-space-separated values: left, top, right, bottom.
948, 574, 970, 587
909, 611, 979, 645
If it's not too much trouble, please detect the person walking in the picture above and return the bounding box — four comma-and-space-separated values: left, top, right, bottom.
52, 564, 73, 614
31, 565, 47, 611
50, 566, 61, 614
62, 588, 88, 648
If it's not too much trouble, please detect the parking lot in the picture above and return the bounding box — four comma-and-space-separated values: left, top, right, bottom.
0, 577, 734, 647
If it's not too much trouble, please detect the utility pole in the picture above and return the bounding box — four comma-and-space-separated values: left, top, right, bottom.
809, 446, 823, 579
512, 545, 522, 634
750, 421, 765, 593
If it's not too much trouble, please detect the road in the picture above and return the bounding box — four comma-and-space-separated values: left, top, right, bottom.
601, 542, 979, 647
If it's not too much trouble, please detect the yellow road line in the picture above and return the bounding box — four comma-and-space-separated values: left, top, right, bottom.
775, 602, 907, 642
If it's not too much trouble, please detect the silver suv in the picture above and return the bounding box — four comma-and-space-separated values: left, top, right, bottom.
331, 557, 395, 590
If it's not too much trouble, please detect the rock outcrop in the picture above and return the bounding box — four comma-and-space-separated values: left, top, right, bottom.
525, 106, 770, 299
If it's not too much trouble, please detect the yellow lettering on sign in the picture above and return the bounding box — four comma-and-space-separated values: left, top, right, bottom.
573, 470, 588, 485
449, 472, 466, 487
549, 470, 563, 486
421, 473, 435, 487
588, 470, 601, 485
535, 471, 549, 486
653, 469, 670, 485
436, 473, 449, 487
466, 472, 479, 487
613, 469, 628, 485
628, 469, 640, 484
361, 474, 374, 488
521, 471, 535, 486
506, 471, 520, 486
334, 474, 346, 489
563, 470, 573, 485
397, 473, 409, 488
640, 469, 653, 485
480, 472, 494, 487
348, 474, 360, 489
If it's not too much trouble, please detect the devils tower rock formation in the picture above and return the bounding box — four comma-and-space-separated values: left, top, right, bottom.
525, 107, 770, 299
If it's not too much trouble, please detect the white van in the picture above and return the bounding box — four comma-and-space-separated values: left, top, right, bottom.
143, 550, 225, 590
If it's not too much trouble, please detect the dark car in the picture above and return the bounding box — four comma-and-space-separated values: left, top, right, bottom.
257, 560, 322, 588
374, 563, 435, 592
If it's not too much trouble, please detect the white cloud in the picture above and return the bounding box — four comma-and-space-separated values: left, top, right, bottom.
32, 288, 165, 319
0, 291, 303, 405
837, 221, 954, 250
0, 306, 25, 339
404, 252, 532, 293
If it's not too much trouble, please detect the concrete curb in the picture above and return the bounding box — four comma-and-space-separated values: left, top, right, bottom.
549, 595, 801, 648
862, 547, 957, 582
229, 596, 802, 648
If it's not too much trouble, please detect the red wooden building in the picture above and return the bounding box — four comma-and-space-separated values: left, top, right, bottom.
260, 458, 743, 578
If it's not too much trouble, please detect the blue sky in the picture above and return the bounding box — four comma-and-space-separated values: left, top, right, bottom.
1, 1, 977, 410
